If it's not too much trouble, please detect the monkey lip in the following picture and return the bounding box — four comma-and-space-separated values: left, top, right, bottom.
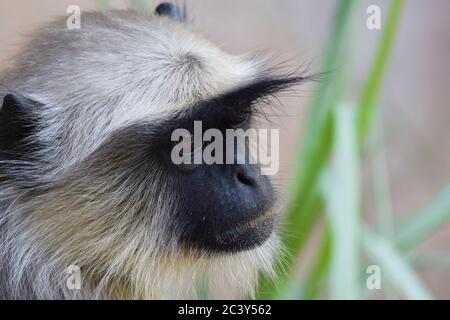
186, 210, 275, 254
217, 211, 275, 245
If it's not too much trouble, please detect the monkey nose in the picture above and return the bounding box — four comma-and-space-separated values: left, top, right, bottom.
235, 165, 258, 188
155, 3, 184, 22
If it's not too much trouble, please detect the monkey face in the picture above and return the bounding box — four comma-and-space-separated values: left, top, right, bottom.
165, 113, 277, 253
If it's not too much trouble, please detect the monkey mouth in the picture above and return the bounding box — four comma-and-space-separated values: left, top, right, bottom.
215, 211, 275, 250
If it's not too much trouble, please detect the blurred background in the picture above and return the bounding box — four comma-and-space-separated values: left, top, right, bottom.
0, 0, 449, 299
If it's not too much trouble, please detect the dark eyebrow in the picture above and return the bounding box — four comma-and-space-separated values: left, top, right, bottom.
162, 74, 313, 132
203, 75, 309, 110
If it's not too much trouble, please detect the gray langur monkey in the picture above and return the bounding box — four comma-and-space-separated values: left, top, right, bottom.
0, 3, 312, 299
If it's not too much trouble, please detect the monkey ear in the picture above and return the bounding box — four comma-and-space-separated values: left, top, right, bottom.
0, 94, 41, 160
155, 2, 185, 22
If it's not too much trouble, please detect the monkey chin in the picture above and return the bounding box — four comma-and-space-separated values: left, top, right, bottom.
172, 231, 281, 299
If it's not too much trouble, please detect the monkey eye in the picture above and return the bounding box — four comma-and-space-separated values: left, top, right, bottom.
233, 111, 250, 128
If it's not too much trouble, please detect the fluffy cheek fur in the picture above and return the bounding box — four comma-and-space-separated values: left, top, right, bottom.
1, 151, 280, 299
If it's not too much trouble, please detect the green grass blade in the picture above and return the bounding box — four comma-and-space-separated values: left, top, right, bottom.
397, 181, 450, 251
369, 108, 396, 298
357, 0, 403, 144
321, 104, 361, 299
362, 228, 432, 299
256, 0, 357, 299
370, 109, 395, 240
96, 0, 110, 10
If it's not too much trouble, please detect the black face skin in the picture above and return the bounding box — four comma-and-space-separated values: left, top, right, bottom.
175, 158, 275, 253
168, 110, 276, 253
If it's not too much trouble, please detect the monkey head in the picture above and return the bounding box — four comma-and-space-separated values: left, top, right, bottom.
0, 3, 310, 299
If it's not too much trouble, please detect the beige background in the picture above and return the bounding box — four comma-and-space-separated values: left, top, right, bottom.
0, 0, 449, 298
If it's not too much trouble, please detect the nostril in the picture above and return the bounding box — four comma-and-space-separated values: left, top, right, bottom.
236, 167, 257, 187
